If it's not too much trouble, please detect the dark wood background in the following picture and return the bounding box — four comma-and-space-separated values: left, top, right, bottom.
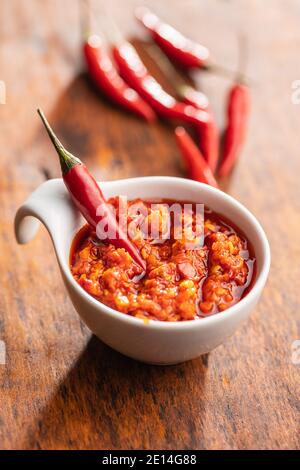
0, 0, 299, 450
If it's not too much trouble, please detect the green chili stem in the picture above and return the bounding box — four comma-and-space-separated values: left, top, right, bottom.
37, 108, 81, 174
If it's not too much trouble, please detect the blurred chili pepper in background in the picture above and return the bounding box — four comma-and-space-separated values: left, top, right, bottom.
198, 117, 219, 174
218, 82, 250, 178
83, 34, 156, 122
144, 42, 210, 110
144, 43, 219, 172
136, 6, 243, 80
136, 7, 210, 70
179, 86, 209, 110
82, 4, 250, 183
218, 35, 250, 178
112, 41, 211, 130
175, 127, 218, 188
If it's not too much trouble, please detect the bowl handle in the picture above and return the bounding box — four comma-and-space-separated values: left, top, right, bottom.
14, 178, 80, 247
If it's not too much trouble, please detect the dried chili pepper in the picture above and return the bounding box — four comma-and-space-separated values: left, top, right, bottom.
175, 127, 218, 188
37, 109, 146, 271
112, 41, 210, 129
84, 34, 156, 122
218, 83, 250, 178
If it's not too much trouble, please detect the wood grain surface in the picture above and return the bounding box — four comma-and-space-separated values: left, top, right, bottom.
0, 0, 299, 450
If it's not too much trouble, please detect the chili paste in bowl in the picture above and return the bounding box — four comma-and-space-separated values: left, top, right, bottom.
70, 198, 255, 322
16, 176, 269, 363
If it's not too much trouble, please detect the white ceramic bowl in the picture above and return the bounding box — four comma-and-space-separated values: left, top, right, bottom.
14, 177, 270, 365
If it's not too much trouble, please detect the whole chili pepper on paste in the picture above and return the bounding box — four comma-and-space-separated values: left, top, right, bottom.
84, 34, 156, 122
218, 83, 250, 178
37, 109, 146, 271
136, 7, 209, 69
175, 127, 218, 188
112, 41, 210, 129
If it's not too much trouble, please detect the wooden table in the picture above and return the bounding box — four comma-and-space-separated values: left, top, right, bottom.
0, 0, 299, 450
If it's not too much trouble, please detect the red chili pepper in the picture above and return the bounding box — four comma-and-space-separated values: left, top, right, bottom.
180, 88, 219, 173
142, 44, 219, 172
136, 7, 246, 82
112, 41, 210, 129
197, 118, 219, 174
175, 127, 218, 188
179, 89, 219, 173
136, 7, 210, 70
218, 83, 250, 178
83, 35, 156, 123
144, 42, 210, 111
179, 86, 209, 110
37, 109, 146, 271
